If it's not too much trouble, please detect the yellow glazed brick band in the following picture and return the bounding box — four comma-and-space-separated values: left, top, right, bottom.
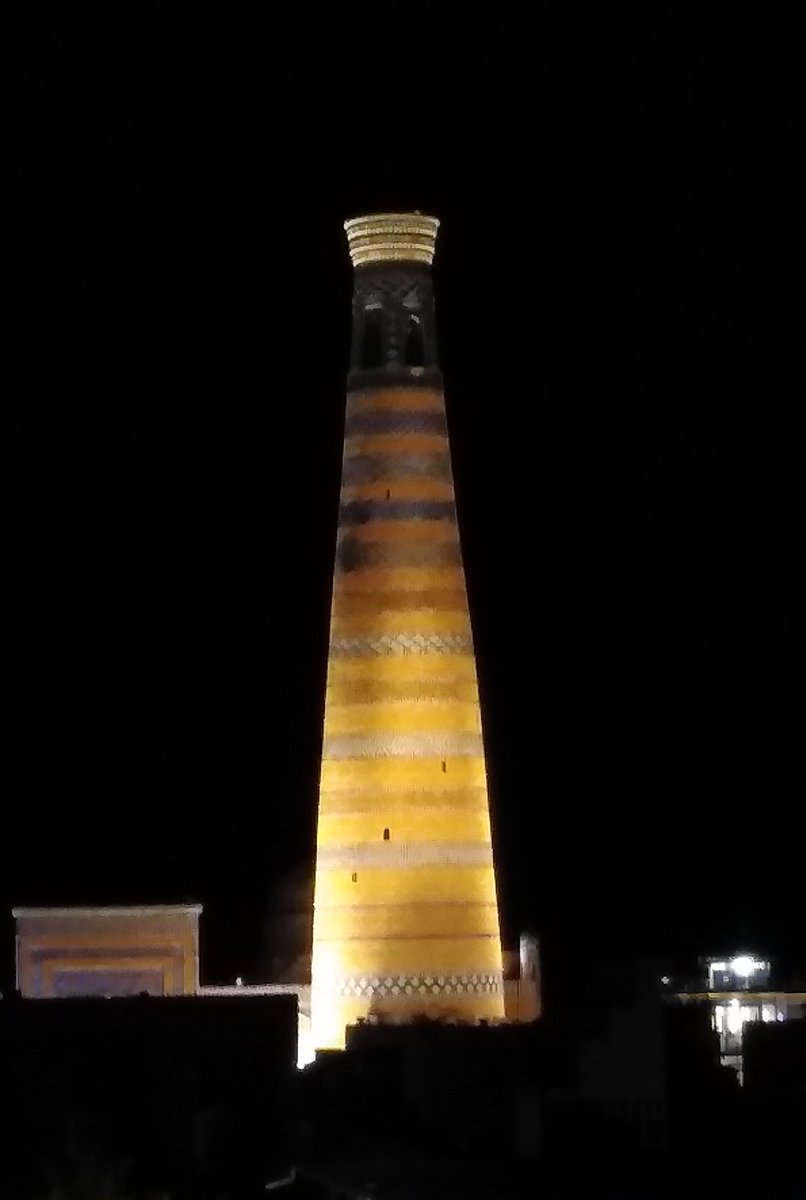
317, 809, 493, 844
323, 700, 482, 736
348, 388, 446, 412
319, 755, 487, 792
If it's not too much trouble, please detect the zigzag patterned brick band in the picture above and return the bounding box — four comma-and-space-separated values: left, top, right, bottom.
335, 973, 503, 999
328, 632, 471, 656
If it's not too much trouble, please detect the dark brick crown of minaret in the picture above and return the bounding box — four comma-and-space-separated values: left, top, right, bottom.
345, 213, 442, 391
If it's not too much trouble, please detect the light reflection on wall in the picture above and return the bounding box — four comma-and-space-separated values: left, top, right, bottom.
712, 996, 786, 1084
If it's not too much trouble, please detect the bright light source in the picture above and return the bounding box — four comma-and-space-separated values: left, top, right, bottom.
660, 975, 670, 985
731, 956, 760, 978
311, 943, 345, 1051
296, 1011, 316, 1069
726, 998, 743, 1035
235, 976, 243, 987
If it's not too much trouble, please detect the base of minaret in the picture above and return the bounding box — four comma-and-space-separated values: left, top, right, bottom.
312, 975, 505, 1052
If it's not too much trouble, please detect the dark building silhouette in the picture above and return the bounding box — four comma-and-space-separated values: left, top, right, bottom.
742, 1017, 806, 1174
0, 994, 297, 1199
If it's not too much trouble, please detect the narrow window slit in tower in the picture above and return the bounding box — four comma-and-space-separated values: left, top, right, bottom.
351, 872, 358, 883
385, 489, 391, 500
441, 760, 447, 773
362, 306, 383, 369
405, 313, 425, 367
383, 828, 390, 841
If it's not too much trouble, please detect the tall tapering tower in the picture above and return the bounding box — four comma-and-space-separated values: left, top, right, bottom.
311, 214, 505, 1050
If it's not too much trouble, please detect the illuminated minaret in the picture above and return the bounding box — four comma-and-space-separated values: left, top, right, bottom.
311, 214, 505, 1050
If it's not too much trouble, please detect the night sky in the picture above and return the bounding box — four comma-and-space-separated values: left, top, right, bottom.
4, 6, 805, 994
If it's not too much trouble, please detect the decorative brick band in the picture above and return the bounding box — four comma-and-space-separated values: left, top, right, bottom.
336, 540, 463, 572
344, 213, 439, 268
344, 410, 448, 437
341, 451, 453, 485
329, 632, 471, 656
339, 499, 457, 525
322, 732, 483, 760
347, 388, 444, 413
330, 591, 470, 620
315, 840, 493, 869
317, 786, 490, 812
335, 972, 503, 999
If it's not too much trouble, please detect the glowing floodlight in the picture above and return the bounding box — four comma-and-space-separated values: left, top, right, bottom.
731, 955, 761, 978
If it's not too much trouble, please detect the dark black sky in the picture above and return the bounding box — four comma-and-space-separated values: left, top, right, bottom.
3, 5, 805, 991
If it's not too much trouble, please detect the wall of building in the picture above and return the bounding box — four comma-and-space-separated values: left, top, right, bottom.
13, 906, 201, 998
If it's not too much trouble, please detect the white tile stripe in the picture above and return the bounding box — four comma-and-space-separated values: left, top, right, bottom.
318, 787, 489, 801
316, 840, 493, 869
322, 731, 483, 760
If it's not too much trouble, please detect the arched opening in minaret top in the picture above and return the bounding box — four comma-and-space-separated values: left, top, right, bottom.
404, 313, 425, 367
361, 305, 383, 368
